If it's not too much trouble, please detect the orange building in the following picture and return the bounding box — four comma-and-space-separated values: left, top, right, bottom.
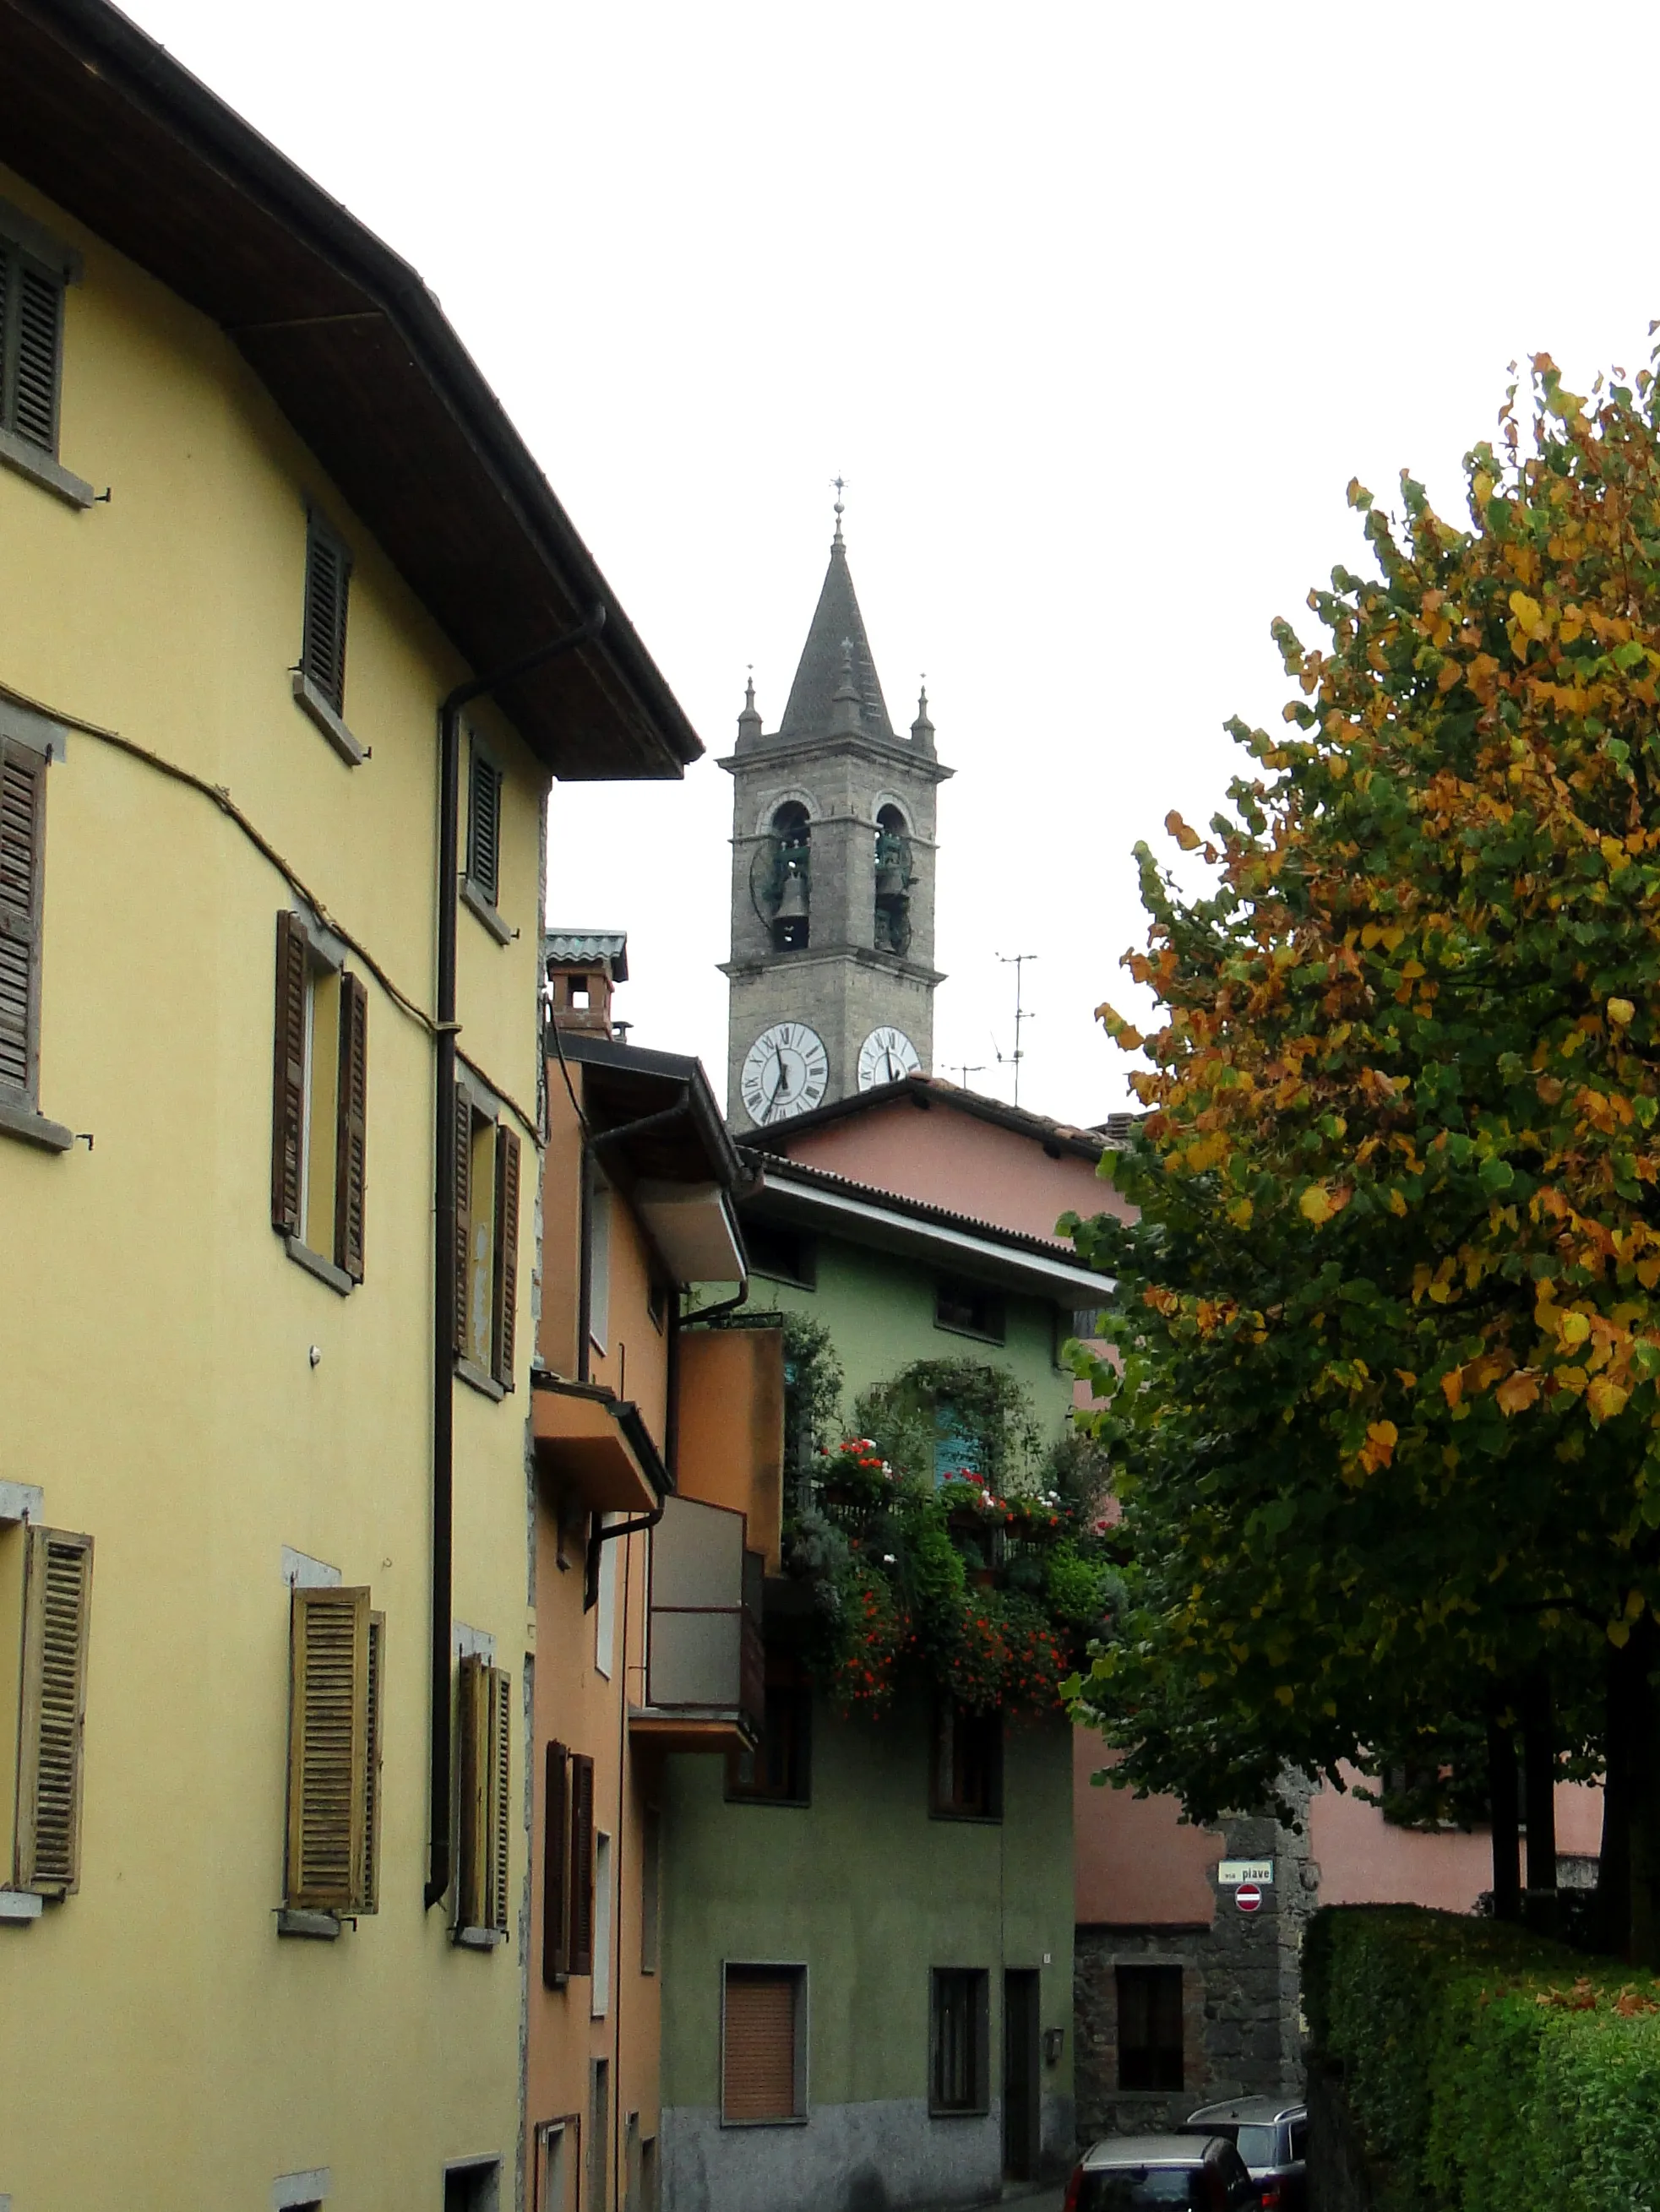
528, 933, 783, 2212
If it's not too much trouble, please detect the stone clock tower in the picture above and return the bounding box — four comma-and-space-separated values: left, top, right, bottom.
721, 509, 950, 1129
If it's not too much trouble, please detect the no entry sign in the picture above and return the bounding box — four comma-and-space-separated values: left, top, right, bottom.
1235, 1883, 1263, 1914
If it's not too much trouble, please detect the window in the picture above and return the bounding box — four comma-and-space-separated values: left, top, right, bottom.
728, 1666, 812, 1806
585, 1164, 612, 1356
532, 2121, 572, 2212
591, 1831, 613, 2016
444, 2160, 501, 2212
271, 910, 369, 1290
767, 802, 810, 951
8, 1524, 92, 1895
722, 1965, 805, 2124
454, 1079, 520, 1393
0, 730, 48, 1124
595, 1519, 618, 1679
467, 736, 504, 909
931, 1697, 1002, 1822
284, 1584, 384, 1914
1116, 1964, 1184, 2090
290, 512, 363, 764
933, 1399, 982, 1484
589, 2062, 610, 2210
1, 231, 65, 456
569, 1752, 596, 1974
929, 1968, 990, 2115
542, 1741, 574, 1986
934, 1276, 1005, 1344
744, 1221, 816, 1290
454, 1653, 512, 1940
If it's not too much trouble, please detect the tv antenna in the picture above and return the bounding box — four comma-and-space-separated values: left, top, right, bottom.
946, 1061, 988, 1090
994, 953, 1038, 1107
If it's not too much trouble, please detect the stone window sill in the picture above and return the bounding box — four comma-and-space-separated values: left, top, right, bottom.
291, 671, 366, 766
461, 875, 514, 945
455, 1355, 507, 1402
285, 1235, 353, 1296
0, 1095, 74, 1152
275, 1908, 346, 1939
0, 1889, 44, 1922
0, 427, 95, 509
719, 2112, 808, 2129
452, 1924, 507, 1949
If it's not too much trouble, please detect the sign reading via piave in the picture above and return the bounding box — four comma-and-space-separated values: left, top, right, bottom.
1216, 1860, 1274, 1887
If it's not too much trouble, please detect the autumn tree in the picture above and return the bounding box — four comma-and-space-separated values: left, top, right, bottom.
1069, 352, 1660, 1959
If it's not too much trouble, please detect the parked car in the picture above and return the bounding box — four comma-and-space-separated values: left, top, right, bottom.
1184, 2097, 1308, 2212
1062, 2133, 1266, 2209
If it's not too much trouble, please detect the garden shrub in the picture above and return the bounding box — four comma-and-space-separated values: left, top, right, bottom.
1305, 1904, 1660, 2212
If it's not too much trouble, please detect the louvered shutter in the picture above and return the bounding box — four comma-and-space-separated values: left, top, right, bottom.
14, 1527, 92, 1895
302, 517, 351, 715
270, 912, 308, 1236
493, 1123, 520, 1388
723, 1971, 797, 2122
542, 1741, 569, 1986
358, 1611, 384, 1913
333, 970, 368, 1281
468, 743, 502, 905
455, 1652, 488, 1930
485, 1664, 512, 1934
0, 738, 46, 1101
569, 1753, 595, 1974
286, 1584, 370, 1911
11, 260, 63, 453
453, 1086, 473, 1356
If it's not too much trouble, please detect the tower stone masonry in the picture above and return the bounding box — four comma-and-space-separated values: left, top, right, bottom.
721, 516, 951, 1128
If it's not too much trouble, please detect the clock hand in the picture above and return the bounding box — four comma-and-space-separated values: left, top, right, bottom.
764, 1046, 786, 1120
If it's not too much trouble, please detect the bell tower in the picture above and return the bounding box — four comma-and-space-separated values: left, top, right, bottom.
721, 505, 950, 1129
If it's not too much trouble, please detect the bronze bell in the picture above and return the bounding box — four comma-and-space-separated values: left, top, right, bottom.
875, 857, 906, 903
775, 865, 808, 922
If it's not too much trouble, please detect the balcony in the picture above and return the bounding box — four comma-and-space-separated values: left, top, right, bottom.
531, 1372, 668, 1515
630, 1494, 765, 1755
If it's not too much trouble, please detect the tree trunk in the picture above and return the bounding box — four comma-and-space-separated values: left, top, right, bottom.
1521, 1667, 1558, 1935
1596, 1632, 1636, 1957
1487, 1698, 1521, 1923
1628, 1614, 1660, 1968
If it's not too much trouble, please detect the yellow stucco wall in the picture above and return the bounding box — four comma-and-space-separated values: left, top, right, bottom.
0, 165, 544, 2208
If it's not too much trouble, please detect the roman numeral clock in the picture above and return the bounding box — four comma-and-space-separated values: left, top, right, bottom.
719, 503, 950, 1128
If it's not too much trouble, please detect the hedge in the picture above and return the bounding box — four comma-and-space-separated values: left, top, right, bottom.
1304, 1904, 1660, 2212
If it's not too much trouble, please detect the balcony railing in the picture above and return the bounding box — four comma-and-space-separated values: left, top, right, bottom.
634, 1495, 765, 1749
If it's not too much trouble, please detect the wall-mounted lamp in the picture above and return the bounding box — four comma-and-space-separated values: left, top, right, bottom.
1042, 2025, 1065, 2068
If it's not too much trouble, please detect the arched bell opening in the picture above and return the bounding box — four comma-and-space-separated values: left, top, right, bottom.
873, 803, 913, 954
750, 800, 812, 950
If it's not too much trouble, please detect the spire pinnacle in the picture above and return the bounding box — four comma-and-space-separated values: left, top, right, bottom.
911, 674, 935, 756
830, 636, 863, 735
737, 663, 762, 742
830, 474, 846, 546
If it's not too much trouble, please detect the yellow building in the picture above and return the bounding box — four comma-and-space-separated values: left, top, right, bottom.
0, 7, 699, 2208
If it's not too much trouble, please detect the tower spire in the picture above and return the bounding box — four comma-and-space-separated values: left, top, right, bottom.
831, 473, 846, 545
777, 503, 894, 741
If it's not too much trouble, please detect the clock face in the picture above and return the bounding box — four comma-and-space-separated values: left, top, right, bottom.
740, 1021, 830, 1126
857, 1025, 922, 1091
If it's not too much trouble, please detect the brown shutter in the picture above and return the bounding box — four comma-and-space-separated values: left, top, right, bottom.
493, 1122, 520, 1388
723, 1970, 797, 2122
542, 1741, 569, 1986
12, 260, 63, 453
0, 738, 46, 1101
453, 1086, 473, 1356
286, 1584, 369, 1911
486, 1664, 512, 1934
302, 516, 351, 715
358, 1611, 384, 1914
270, 912, 308, 1236
334, 970, 368, 1281
468, 742, 502, 905
14, 1527, 92, 1895
569, 1752, 596, 1974
455, 1651, 488, 1931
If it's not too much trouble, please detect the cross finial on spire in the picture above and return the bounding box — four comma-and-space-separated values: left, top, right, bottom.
745, 663, 756, 711
830, 474, 846, 544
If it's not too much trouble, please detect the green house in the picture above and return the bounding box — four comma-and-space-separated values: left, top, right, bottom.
660, 1144, 1113, 2212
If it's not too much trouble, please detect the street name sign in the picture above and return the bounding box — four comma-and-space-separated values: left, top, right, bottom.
1216, 1860, 1274, 1887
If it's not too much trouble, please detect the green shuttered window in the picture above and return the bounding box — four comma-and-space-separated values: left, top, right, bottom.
0, 243, 65, 455
302, 514, 351, 717
14, 1526, 93, 1895
270, 912, 369, 1283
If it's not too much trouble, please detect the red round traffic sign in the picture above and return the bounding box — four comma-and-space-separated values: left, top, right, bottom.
1235, 1883, 1262, 1914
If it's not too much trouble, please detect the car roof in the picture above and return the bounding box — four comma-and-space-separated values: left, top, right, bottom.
1083, 2134, 1227, 2169
1186, 2098, 1305, 2126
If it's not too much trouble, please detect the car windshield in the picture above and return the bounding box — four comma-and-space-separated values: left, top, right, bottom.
1236, 2125, 1279, 2166
1081, 2170, 1209, 2209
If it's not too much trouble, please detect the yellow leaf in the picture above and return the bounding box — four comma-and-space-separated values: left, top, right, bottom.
1590, 1377, 1632, 1423
1608, 997, 1636, 1026
1441, 1369, 1464, 1409
1396, 1369, 1418, 1389
1473, 470, 1494, 506
1227, 1198, 1254, 1229
1164, 809, 1201, 853
1361, 1421, 1398, 1470
1559, 1311, 1592, 1348
1274, 1686, 1294, 1708
1626, 1589, 1646, 1621
1608, 1619, 1632, 1648
1299, 1185, 1334, 1225
1510, 589, 1544, 635
1496, 1371, 1542, 1415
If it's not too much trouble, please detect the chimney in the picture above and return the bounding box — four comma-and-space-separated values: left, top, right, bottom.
543, 930, 629, 1041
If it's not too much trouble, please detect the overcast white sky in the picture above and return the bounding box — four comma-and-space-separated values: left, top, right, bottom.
125, 0, 1660, 1122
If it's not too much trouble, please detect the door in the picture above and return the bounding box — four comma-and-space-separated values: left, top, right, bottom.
1002, 1968, 1041, 2180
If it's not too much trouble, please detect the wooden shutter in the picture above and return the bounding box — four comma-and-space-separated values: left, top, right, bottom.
723, 1970, 797, 2122
14, 1527, 92, 1895
455, 1651, 488, 1931
468, 742, 502, 905
359, 1611, 384, 1914
285, 1584, 370, 1911
493, 1123, 520, 1388
542, 1741, 570, 1986
486, 1663, 512, 1934
11, 260, 63, 453
333, 970, 368, 1281
569, 1752, 596, 1974
0, 737, 46, 1101
302, 516, 351, 714
452, 1085, 473, 1356
270, 911, 308, 1236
